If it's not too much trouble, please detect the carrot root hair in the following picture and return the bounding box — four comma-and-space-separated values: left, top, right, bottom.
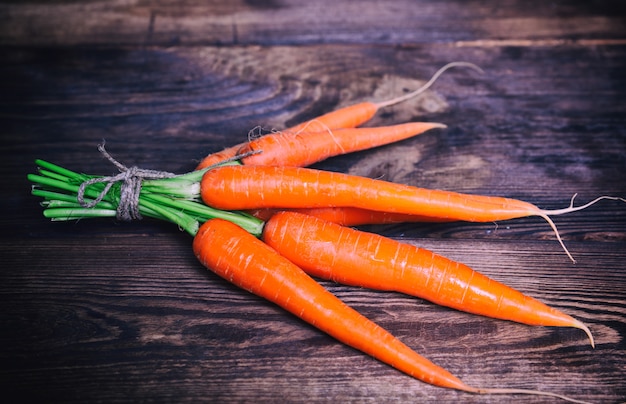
543, 194, 626, 216
571, 317, 595, 348
289, 118, 333, 136
375, 61, 484, 109
537, 194, 626, 264
469, 387, 593, 404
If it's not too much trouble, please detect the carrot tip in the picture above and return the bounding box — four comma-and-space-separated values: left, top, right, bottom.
575, 320, 595, 348
474, 387, 593, 404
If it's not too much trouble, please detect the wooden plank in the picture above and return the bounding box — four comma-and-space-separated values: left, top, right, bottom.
1, 2, 626, 401
2, 42, 625, 403
1, 0, 626, 46
2, 236, 625, 403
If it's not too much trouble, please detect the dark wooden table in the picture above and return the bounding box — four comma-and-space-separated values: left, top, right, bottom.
2, 1, 625, 403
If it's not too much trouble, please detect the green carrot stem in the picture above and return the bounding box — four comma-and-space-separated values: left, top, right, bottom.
140, 163, 244, 199
29, 159, 263, 237
43, 200, 104, 209
32, 189, 114, 209
138, 197, 200, 236
35, 159, 91, 182
44, 208, 118, 220
142, 193, 263, 236
37, 169, 75, 183
28, 174, 100, 200
32, 175, 200, 232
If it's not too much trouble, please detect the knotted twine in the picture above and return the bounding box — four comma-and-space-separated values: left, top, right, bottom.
77, 144, 263, 221
77, 144, 176, 221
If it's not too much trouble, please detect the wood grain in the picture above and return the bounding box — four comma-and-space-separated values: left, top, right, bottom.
1, 0, 625, 46
1, 1, 626, 403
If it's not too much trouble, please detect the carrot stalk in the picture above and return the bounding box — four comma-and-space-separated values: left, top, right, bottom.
195, 218, 591, 403
196, 62, 481, 169
236, 122, 446, 167
28, 159, 265, 237
201, 165, 625, 262
263, 211, 595, 346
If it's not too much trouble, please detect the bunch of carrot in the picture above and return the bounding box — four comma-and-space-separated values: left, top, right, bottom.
29, 63, 622, 403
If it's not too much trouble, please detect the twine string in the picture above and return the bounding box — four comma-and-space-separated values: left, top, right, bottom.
77, 144, 176, 221
77, 144, 263, 221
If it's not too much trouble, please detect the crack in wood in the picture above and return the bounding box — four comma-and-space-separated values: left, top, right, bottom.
145, 10, 157, 46
453, 38, 626, 47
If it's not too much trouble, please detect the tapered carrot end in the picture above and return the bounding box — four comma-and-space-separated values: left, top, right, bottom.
428, 122, 447, 129
573, 319, 595, 348
475, 387, 593, 404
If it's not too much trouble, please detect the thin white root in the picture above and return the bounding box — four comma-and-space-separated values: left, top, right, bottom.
543, 194, 626, 216
247, 125, 266, 141
475, 388, 593, 404
538, 212, 576, 263
538, 195, 626, 263
290, 118, 332, 136
375, 61, 484, 109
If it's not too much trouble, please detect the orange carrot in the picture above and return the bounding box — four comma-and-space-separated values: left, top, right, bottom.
286, 101, 379, 134
237, 122, 445, 167
193, 218, 469, 390
194, 218, 592, 403
196, 62, 481, 169
200, 165, 541, 220
201, 165, 624, 262
247, 207, 453, 225
263, 211, 594, 345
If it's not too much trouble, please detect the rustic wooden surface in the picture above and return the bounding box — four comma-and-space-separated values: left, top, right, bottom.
1, 1, 626, 403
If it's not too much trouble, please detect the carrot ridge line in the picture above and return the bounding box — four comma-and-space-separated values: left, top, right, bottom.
289, 118, 333, 136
